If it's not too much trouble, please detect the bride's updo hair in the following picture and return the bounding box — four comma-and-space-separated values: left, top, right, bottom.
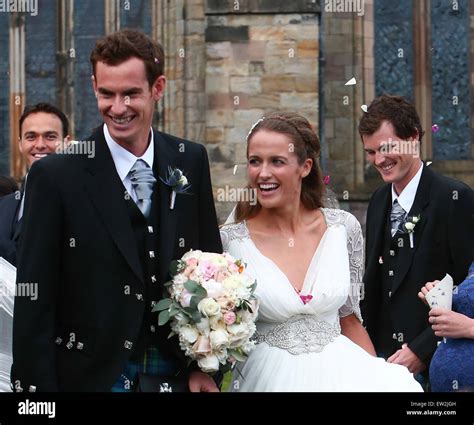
235, 111, 324, 222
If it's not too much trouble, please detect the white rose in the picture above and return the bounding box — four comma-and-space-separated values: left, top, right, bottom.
210, 329, 229, 350
227, 323, 253, 348
182, 250, 202, 262
405, 222, 415, 231
412, 216, 420, 224
179, 175, 188, 186
222, 275, 241, 290
197, 354, 220, 373
179, 325, 199, 344
210, 256, 228, 268
209, 314, 225, 331
196, 317, 210, 334
202, 279, 225, 299
198, 298, 221, 317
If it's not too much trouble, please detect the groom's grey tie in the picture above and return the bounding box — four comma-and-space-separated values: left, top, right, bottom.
390, 199, 406, 237
130, 159, 156, 218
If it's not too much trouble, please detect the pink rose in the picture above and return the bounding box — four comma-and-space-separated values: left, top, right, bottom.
192, 335, 211, 355
186, 258, 199, 267
200, 261, 218, 280
224, 311, 236, 325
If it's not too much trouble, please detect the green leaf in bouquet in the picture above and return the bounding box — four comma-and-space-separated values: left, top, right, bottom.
168, 304, 181, 316
184, 280, 200, 293
158, 309, 170, 326
194, 285, 208, 298
163, 279, 173, 287
191, 311, 202, 323
182, 307, 194, 316
153, 298, 172, 312
250, 281, 257, 292
229, 349, 247, 363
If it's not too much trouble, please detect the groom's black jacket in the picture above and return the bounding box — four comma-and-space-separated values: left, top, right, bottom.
11, 126, 222, 391
362, 165, 474, 364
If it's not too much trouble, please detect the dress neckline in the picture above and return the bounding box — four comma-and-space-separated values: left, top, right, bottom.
243, 209, 330, 297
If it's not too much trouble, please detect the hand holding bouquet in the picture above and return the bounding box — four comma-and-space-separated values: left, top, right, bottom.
153, 250, 259, 373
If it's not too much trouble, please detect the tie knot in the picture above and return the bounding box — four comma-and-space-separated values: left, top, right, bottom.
129, 160, 156, 217
390, 199, 406, 236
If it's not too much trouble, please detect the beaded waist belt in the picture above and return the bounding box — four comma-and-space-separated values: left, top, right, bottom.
253, 315, 341, 355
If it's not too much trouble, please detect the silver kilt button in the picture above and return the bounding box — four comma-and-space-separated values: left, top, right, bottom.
124, 340, 133, 350
77, 342, 84, 351
66, 341, 74, 349
159, 383, 172, 392
29, 385, 37, 392
55, 337, 62, 345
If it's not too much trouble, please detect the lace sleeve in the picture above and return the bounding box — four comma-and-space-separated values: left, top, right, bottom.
338, 213, 364, 323
220, 227, 230, 252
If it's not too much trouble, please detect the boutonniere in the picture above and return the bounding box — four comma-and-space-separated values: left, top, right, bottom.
403, 214, 421, 248
160, 166, 191, 209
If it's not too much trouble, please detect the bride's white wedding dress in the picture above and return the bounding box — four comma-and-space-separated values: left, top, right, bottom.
220, 208, 422, 392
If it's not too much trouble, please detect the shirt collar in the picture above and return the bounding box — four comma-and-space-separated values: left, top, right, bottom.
391, 161, 423, 213
103, 123, 154, 182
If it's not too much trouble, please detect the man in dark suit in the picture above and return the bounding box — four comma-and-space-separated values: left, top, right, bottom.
11, 30, 222, 392
359, 95, 474, 383
0, 103, 70, 266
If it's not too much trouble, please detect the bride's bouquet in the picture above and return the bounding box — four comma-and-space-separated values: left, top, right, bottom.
154, 250, 259, 373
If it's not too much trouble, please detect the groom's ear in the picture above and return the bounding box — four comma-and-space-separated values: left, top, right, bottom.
91, 75, 98, 97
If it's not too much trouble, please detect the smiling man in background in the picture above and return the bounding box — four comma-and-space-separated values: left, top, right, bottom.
359, 94, 474, 389
0, 103, 69, 266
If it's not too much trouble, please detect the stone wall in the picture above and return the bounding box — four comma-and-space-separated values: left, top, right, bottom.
203, 2, 320, 222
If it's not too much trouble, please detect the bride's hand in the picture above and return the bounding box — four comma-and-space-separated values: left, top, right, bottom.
188, 371, 220, 392
418, 280, 439, 305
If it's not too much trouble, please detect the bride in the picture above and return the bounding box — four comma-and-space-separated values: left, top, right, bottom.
220, 112, 422, 392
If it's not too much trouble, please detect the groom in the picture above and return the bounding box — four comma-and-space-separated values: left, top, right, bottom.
360, 95, 474, 382
11, 30, 222, 392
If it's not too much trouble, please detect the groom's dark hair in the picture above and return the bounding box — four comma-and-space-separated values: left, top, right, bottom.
90, 29, 164, 88
358, 94, 425, 143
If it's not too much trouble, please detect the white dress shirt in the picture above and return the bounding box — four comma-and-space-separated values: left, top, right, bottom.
391, 161, 423, 214
103, 124, 154, 203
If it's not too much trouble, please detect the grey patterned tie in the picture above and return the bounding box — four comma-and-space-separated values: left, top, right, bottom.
390, 199, 406, 237
129, 159, 156, 218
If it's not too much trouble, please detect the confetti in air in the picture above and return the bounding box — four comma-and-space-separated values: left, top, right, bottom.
233, 165, 238, 175
361, 105, 368, 112
345, 77, 356, 86
431, 124, 439, 133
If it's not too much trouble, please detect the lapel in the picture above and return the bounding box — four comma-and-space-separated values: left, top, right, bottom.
153, 130, 178, 282
367, 185, 391, 275
83, 126, 144, 283
391, 164, 433, 295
